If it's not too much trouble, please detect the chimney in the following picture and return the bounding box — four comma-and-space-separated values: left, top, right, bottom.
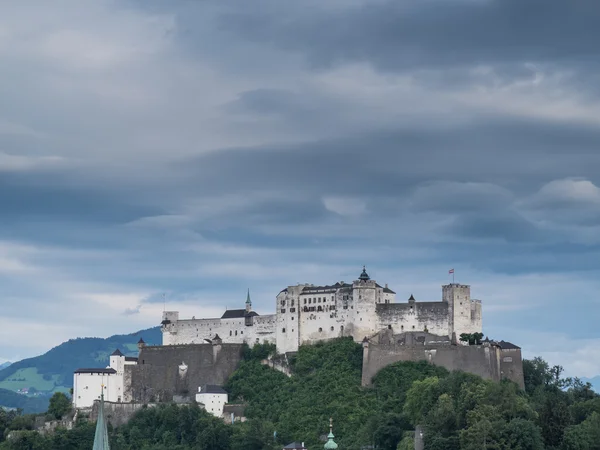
385, 283, 388, 288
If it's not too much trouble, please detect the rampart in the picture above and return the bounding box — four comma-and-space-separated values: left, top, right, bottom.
361, 330, 524, 389
90, 401, 158, 428
128, 342, 244, 403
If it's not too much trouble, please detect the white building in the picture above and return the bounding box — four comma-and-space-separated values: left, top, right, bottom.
196, 385, 228, 417
73, 348, 139, 408
161, 268, 483, 354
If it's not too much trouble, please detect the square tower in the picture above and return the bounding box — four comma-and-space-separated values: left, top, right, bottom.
442, 284, 481, 343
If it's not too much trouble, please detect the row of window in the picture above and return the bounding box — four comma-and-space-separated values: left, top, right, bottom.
229, 330, 244, 336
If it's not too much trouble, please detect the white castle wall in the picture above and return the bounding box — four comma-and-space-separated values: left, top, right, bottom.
160, 272, 483, 354
73, 354, 134, 408
162, 314, 277, 347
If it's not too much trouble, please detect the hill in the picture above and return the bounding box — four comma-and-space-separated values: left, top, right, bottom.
0, 327, 161, 412
581, 376, 600, 393
0, 364, 10, 371
1, 339, 599, 449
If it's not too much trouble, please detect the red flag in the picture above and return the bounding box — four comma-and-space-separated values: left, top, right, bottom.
449, 269, 454, 274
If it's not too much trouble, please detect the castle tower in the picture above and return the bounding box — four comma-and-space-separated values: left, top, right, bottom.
442, 283, 482, 343
137, 338, 145, 353
352, 266, 378, 341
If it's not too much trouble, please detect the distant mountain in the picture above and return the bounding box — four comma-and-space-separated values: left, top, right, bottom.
0, 326, 161, 413
581, 376, 600, 393
0, 362, 11, 371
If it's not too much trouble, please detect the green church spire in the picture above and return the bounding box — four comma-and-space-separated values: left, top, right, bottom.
324, 418, 338, 449
93, 386, 110, 450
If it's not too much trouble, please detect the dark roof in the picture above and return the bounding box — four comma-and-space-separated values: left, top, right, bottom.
359, 266, 370, 281
74, 368, 116, 374
111, 349, 124, 356
199, 385, 227, 394
383, 287, 396, 294
408, 294, 415, 301
284, 443, 307, 449
301, 282, 352, 293
221, 309, 258, 319
160, 319, 171, 325
223, 404, 246, 416
125, 357, 138, 362
496, 340, 521, 350
137, 338, 145, 344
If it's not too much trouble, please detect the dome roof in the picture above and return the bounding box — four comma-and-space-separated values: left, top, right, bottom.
358, 266, 370, 281
324, 419, 338, 449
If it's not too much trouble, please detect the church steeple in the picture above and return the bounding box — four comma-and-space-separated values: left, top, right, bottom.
324, 417, 338, 449
93, 386, 110, 450
245, 288, 252, 313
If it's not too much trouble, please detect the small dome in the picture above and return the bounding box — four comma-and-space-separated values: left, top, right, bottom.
359, 266, 370, 281
324, 418, 338, 449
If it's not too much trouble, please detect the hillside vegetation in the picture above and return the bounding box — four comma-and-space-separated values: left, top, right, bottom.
0, 327, 161, 412
0, 338, 599, 449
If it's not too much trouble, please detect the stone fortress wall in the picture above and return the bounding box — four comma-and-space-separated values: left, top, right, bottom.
127, 339, 244, 404
362, 329, 524, 389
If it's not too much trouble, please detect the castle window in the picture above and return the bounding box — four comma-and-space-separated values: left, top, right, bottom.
235, 330, 238, 336
401, 326, 404, 331
230, 331, 232, 336
291, 317, 294, 320
319, 328, 322, 332
309, 299, 311, 304
388, 325, 392, 329
304, 299, 307, 304
241, 331, 243, 334
412, 326, 415, 330
318, 297, 321, 302
281, 309, 286, 313
282, 328, 286, 333
330, 326, 334, 331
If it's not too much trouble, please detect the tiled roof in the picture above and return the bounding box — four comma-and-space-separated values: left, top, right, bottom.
111, 349, 124, 356
221, 309, 259, 319
283, 442, 307, 449
74, 368, 117, 374
199, 384, 228, 394
496, 340, 521, 350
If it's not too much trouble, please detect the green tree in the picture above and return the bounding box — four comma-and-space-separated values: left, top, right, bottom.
47, 392, 71, 420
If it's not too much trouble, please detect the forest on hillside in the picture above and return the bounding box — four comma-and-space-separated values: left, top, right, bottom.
1, 338, 599, 450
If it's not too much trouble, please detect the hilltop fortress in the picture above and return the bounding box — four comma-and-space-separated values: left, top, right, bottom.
73, 267, 523, 417
161, 267, 482, 353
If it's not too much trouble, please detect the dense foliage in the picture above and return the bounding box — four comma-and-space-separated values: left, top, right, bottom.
0, 338, 599, 450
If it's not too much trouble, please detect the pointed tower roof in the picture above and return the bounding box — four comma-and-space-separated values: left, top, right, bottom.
246, 289, 251, 305
359, 266, 370, 281
137, 338, 145, 344
110, 349, 123, 357
93, 387, 110, 450
324, 418, 338, 449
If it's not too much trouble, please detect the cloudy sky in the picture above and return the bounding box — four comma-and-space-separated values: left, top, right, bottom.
1, 0, 600, 378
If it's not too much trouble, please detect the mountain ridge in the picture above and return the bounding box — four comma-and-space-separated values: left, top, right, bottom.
0, 326, 161, 412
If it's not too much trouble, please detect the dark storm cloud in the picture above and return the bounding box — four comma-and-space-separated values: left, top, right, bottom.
179, 117, 600, 198
0, 171, 161, 225
218, 0, 600, 72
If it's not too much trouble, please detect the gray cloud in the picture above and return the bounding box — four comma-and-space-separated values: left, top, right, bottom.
218, 0, 600, 73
